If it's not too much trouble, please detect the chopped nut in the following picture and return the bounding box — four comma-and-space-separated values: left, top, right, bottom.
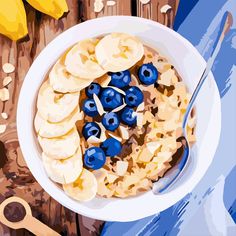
138, 146, 154, 162
108, 132, 122, 142
161, 137, 177, 150
162, 94, 178, 108
188, 117, 196, 128
94, 0, 104, 13
1, 112, 8, 119
87, 136, 100, 144
112, 101, 126, 113
0, 124, 6, 134
136, 102, 145, 112
107, 0, 116, 6
173, 82, 187, 97
156, 162, 171, 177
0, 88, 9, 101
3, 76, 12, 86
145, 162, 159, 179
172, 74, 179, 84
163, 119, 181, 132
107, 86, 126, 95
107, 173, 118, 183
122, 174, 140, 186
157, 102, 175, 120
87, 123, 106, 143
136, 112, 144, 127
119, 125, 129, 140
146, 141, 161, 154
160, 4, 172, 13
2, 63, 15, 73
140, 0, 151, 4
154, 61, 172, 73
93, 93, 105, 115
159, 69, 175, 87
116, 161, 128, 176
143, 111, 155, 124
156, 151, 172, 163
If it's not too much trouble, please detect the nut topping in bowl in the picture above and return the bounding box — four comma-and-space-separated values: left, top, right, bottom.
34, 33, 196, 201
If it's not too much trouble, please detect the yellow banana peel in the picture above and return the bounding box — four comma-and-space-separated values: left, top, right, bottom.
0, 0, 28, 41
27, 0, 69, 20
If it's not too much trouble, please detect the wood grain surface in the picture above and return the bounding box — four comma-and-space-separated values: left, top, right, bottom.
0, 0, 179, 235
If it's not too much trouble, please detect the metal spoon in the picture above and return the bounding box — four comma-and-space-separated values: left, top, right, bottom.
152, 11, 233, 194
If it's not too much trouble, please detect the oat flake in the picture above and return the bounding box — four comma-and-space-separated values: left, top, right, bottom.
3, 76, 12, 86
1, 112, 8, 119
94, 0, 104, 13
160, 4, 172, 13
107, 0, 116, 6
0, 88, 10, 101
140, 0, 151, 4
2, 63, 15, 73
0, 124, 6, 134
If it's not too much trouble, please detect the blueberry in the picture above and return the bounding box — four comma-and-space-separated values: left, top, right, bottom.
109, 70, 131, 88
125, 86, 144, 107
86, 83, 101, 98
100, 138, 122, 157
100, 88, 123, 111
82, 122, 101, 140
84, 147, 106, 170
121, 107, 137, 126
83, 99, 98, 117
102, 112, 120, 131
138, 63, 158, 85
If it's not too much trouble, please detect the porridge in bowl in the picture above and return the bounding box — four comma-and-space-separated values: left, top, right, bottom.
34, 33, 196, 201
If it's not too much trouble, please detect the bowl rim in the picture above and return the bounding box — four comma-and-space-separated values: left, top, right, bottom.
17, 16, 221, 222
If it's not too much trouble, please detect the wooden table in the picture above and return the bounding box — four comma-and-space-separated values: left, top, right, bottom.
0, 1, 179, 235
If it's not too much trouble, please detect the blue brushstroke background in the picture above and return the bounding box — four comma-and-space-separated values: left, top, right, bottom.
101, 0, 236, 235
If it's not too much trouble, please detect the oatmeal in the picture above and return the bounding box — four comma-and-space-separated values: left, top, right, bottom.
34, 33, 196, 201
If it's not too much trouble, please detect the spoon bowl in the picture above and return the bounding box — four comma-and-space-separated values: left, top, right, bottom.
0, 197, 31, 230
0, 196, 60, 235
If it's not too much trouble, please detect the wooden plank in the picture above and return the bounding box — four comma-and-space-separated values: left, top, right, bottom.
0, 0, 180, 235
0, 1, 85, 235
79, 0, 132, 20
136, 0, 180, 27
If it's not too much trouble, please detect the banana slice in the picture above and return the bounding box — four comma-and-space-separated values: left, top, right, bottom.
95, 33, 144, 72
49, 58, 94, 93
38, 127, 80, 159
65, 39, 106, 79
42, 148, 83, 184
63, 168, 98, 202
34, 107, 83, 138
37, 81, 80, 122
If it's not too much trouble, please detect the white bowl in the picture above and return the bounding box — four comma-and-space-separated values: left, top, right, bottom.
17, 16, 221, 222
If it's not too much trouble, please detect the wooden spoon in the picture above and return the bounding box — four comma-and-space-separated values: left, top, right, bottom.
0, 196, 60, 236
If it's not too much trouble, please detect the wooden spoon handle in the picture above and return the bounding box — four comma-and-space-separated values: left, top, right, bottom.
23, 215, 60, 236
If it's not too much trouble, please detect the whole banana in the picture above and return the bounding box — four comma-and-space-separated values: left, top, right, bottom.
27, 0, 69, 19
0, 0, 28, 41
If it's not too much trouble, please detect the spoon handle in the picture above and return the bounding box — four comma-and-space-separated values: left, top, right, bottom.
24, 215, 60, 236
153, 11, 233, 195
182, 11, 232, 132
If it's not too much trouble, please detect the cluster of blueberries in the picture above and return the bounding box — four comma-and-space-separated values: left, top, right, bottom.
82, 63, 159, 170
